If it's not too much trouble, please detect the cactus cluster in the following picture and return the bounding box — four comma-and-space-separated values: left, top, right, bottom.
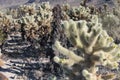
0, 2, 53, 42
53, 14, 120, 80
0, 11, 11, 44
0, 1, 120, 80
61, 4, 98, 21
17, 2, 52, 38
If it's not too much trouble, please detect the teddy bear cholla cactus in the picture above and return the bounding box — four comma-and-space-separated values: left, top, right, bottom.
18, 2, 52, 26
0, 10, 13, 27
17, 2, 52, 39
53, 15, 120, 80
62, 4, 92, 21
36, 2, 52, 27
0, 12, 12, 44
18, 3, 36, 16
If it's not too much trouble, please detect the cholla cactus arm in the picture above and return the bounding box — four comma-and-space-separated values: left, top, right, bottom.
62, 20, 86, 49
41, 2, 51, 10
95, 31, 110, 48
90, 15, 99, 26
54, 41, 84, 64
54, 56, 76, 67
20, 17, 28, 24
82, 69, 99, 80
62, 19, 103, 53
84, 26, 102, 53
26, 15, 35, 23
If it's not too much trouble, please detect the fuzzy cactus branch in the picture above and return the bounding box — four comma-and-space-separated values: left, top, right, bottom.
53, 41, 84, 64
53, 14, 120, 80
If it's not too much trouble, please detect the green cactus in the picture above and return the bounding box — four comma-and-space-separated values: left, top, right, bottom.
53, 15, 120, 80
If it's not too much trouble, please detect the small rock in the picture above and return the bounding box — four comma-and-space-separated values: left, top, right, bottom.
0, 59, 5, 67
0, 73, 8, 80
